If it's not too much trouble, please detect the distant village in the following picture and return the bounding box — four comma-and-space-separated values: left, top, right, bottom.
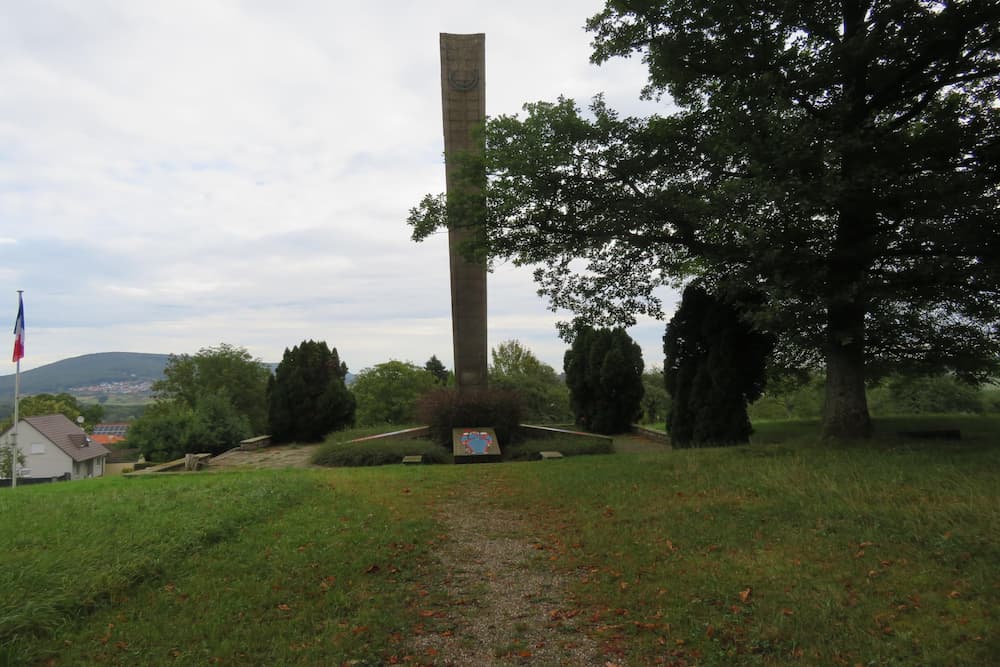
68, 380, 153, 396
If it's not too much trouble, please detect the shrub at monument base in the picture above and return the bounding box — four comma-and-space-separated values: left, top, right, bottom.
416, 387, 522, 447
503, 435, 613, 460
307, 425, 611, 467
311, 438, 449, 467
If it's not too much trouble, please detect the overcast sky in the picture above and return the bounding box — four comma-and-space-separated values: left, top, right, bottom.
1, 0, 677, 376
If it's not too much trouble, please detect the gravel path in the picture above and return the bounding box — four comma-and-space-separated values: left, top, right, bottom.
206, 433, 668, 664
408, 482, 608, 666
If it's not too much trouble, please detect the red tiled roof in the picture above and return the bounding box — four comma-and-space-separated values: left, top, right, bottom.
90, 433, 126, 446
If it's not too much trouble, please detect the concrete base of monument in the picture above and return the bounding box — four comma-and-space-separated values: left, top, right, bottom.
452, 427, 502, 464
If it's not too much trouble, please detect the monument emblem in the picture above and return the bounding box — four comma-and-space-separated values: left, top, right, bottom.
460, 430, 494, 455
452, 427, 501, 463
445, 43, 480, 91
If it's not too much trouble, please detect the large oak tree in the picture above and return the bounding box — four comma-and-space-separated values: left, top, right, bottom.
411, 0, 1000, 438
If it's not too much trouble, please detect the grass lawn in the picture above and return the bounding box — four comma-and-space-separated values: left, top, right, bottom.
0, 416, 997, 665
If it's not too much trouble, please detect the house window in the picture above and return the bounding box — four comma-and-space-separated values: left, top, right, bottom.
30, 443, 45, 455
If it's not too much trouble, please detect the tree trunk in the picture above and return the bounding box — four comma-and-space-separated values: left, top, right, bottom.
822, 299, 873, 439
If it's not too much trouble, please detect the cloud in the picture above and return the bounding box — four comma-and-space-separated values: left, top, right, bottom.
0, 0, 675, 375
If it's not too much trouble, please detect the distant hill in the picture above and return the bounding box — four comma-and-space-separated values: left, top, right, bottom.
0, 352, 343, 408
0, 352, 171, 397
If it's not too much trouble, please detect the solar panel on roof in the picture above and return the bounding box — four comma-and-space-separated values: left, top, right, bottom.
93, 424, 129, 435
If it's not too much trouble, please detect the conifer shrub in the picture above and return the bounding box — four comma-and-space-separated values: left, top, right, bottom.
267, 340, 356, 443
665, 283, 773, 447
564, 326, 645, 434
416, 387, 522, 447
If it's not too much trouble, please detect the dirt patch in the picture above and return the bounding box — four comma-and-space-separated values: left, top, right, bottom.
408, 482, 605, 666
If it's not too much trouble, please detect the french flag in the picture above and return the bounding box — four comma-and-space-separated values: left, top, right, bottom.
12, 293, 24, 363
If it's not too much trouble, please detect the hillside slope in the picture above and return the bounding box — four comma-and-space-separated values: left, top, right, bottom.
0, 352, 170, 397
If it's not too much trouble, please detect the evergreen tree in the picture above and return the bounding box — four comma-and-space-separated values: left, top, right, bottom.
424, 355, 450, 385
564, 326, 644, 434
664, 284, 773, 447
268, 340, 355, 443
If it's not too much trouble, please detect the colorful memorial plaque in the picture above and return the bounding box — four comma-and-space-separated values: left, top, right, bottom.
452, 427, 502, 464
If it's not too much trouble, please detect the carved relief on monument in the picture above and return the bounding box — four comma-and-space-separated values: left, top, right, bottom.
445, 44, 480, 92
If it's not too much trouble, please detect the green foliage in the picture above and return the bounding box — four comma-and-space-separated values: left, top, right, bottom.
124, 395, 251, 461
352, 360, 439, 427
155, 343, 270, 434
267, 340, 356, 443
409, 2, 1000, 439
752, 373, 991, 420
423, 355, 450, 384
416, 387, 522, 447
564, 326, 644, 434
503, 435, 614, 460
124, 344, 264, 460
639, 368, 670, 425
97, 402, 148, 422
869, 373, 985, 415
982, 386, 1000, 413
311, 438, 450, 467
0, 393, 103, 434
0, 444, 26, 479
489, 340, 572, 423
665, 284, 773, 447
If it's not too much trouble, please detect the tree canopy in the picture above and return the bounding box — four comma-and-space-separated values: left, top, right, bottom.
267, 340, 355, 443
154, 343, 270, 434
489, 340, 572, 423
352, 361, 439, 427
424, 355, 450, 385
0, 393, 103, 434
410, 1, 1000, 438
127, 344, 266, 460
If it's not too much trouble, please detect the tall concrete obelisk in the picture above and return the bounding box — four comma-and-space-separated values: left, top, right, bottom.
440, 33, 488, 393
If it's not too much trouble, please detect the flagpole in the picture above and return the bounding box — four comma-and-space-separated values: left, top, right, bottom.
11, 290, 23, 490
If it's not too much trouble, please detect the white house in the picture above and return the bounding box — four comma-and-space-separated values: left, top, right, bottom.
1, 414, 110, 481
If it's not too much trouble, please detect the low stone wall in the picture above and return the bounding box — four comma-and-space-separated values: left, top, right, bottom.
631, 424, 670, 444
520, 424, 614, 446
346, 426, 430, 444
239, 435, 272, 451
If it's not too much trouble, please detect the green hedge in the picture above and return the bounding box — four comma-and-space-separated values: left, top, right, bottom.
503, 435, 613, 460
311, 438, 450, 467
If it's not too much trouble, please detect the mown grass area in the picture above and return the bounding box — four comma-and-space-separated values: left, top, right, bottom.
1, 417, 997, 665
0, 470, 448, 665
